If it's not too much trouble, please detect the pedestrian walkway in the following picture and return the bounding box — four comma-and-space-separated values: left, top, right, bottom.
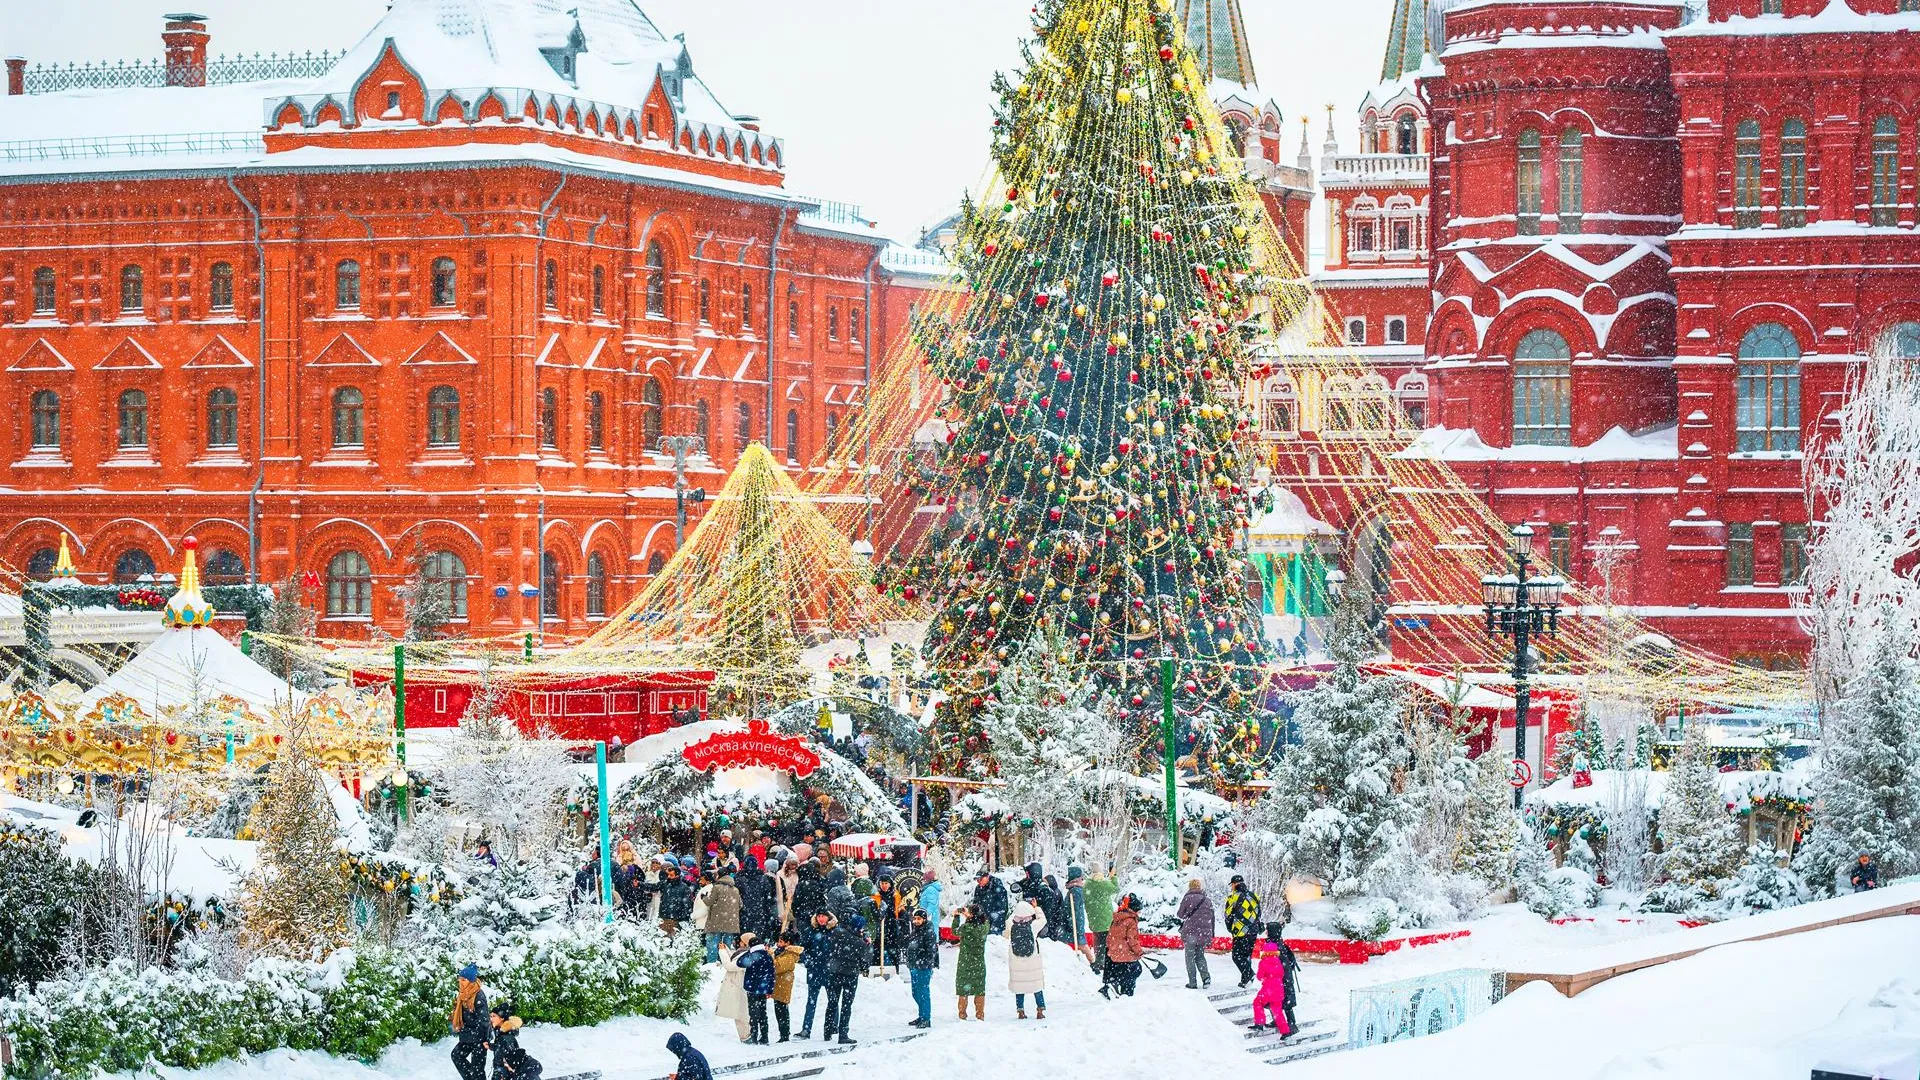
1206, 985, 1350, 1065
590, 1031, 928, 1080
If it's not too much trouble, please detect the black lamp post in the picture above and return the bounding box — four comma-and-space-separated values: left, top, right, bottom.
1480, 525, 1566, 808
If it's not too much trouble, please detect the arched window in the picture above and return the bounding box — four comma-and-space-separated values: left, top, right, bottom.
29, 390, 59, 449
423, 550, 468, 620
540, 387, 560, 449
646, 551, 667, 575
1260, 377, 1297, 436
587, 391, 606, 451
541, 551, 562, 619
206, 387, 239, 449
25, 547, 58, 581
1736, 322, 1802, 452
113, 548, 156, 584
1512, 328, 1572, 446
335, 259, 362, 310
326, 550, 373, 617
204, 548, 246, 585
1780, 119, 1808, 228
698, 279, 712, 324
695, 398, 711, 445
1516, 128, 1543, 235
741, 281, 754, 331
737, 402, 753, 447
785, 408, 800, 462
828, 305, 840, 341
1396, 113, 1418, 156
1880, 321, 1920, 360
119, 265, 144, 315
332, 387, 365, 448
1558, 129, 1584, 234
825, 411, 840, 456
1386, 317, 1408, 345
1734, 119, 1763, 228
1397, 373, 1430, 429
592, 265, 605, 314
1871, 116, 1900, 226
1346, 318, 1366, 345
586, 552, 607, 617
427, 385, 461, 447
1325, 376, 1357, 432
209, 261, 235, 311
850, 304, 863, 343
31, 267, 54, 315
642, 377, 664, 449
117, 389, 149, 449
645, 241, 667, 317
543, 259, 559, 310
430, 257, 457, 307
787, 297, 800, 338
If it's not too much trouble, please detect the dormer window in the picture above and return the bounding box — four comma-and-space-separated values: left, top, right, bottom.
541, 17, 588, 85
386, 91, 400, 113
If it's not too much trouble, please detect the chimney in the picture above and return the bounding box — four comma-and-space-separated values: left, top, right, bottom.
5, 57, 24, 96
162, 12, 210, 88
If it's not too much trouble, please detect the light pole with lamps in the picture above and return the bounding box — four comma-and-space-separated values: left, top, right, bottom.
1480, 525, 1566, 808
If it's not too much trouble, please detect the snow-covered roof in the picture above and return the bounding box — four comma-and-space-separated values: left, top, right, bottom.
81, 624, 304, 718
1525, 761, 1816, 814
1398, 423, 1679, 463
1667, 1, 1920, 37
1249, 486, 1339, 540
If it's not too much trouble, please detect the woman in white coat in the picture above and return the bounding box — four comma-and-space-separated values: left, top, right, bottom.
714, 939, 751, 1040
1004, 899, 1048, 1019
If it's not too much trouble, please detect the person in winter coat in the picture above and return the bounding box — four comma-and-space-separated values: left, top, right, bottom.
823, 910, 868, 1045
864, 875, 908, 968
971, 869, 1010, 933
1064, 867, 1090, 956
903, 907, 939, 1028
775, 858, 800, 932
789, 860, 827, 929
771, 929, 802, 1042
656, 864, 695, 935
850, 862, 875, 902
1084, 868, 1118, 972
823, 867, 856, 924
612, 841, 648, 917
1224, 875, 1263, 988
1005, 899, 1048, 1019
1103, 895, 1145, 998
1277, 934, 1301, 1032
736, 857, 776, 942
450, 964, 490, 1080
951, 904, 989, 1019
488, 1002, 543, 1080
666, 1033, 711, 1080
796, 912, 836, 1039
705, 873, 743, 964
1175, 878, 1216, 989
1852, 853, 1881, 892
916, 872, 944, 926
1248, 923, 1293, 1036
714, 940, 750, 1041
734, 933, 775, 1045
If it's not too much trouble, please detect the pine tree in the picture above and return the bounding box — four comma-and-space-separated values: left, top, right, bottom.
1454, 751, 1520, 893
980, 630, 1121, 824
1260, 594, 1409, 897
906, 0, 1275, 781
240, 720, 351, 959
1513, 824, 1577, 918
1655, 720, 1741, 896
393, 541, 452, 644
1794, 626, 1920, 895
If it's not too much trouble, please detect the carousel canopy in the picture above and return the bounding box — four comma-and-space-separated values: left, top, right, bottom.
80, 621, 303, 719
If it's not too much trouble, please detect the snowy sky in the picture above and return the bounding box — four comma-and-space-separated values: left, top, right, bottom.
0, 0, 1396, 241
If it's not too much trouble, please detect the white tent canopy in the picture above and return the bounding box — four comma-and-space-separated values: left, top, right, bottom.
80, 625, 304, 719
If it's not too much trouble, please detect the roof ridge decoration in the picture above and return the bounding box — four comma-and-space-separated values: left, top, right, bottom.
1177, 0, 1258, 89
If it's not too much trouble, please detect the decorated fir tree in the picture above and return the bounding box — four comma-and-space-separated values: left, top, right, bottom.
240, 719, 351, 959
906, 0, 1275, 781
1654, 720, 1741, 898
1794, 624, 1920, 895
979, 629, 1122, 817
1454, 751, 1520, 894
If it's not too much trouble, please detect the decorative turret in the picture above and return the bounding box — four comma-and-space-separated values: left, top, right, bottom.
1381, 0, 1431, 83
49, 533, 79, 584
162, 536, 216, 629
1177, 0, 1258, 89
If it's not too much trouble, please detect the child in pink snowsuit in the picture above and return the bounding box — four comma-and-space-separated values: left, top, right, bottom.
1251, 923, 1292, 1035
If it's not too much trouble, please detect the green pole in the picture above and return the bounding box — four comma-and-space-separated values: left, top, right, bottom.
224, 715, 235, 765
1162, 656, 1179, 870
240, 629, 252, 657
524, 632, 534, 661
393, 644, 408, 824
596, 740, 615, 920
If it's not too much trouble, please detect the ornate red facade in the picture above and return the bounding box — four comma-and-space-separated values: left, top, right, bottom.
0, 3, 948, 639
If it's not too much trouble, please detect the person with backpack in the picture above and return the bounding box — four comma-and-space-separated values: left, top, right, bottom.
1102, 894, 1144, 998
795, 912, 835, 1040
952, 903, 989, 1020
1175, 878, 1216, 990
488, 1001, 543, 1080
1248, 923, 1293, 1036
903, 906, 939, 1028
734, 932, 775, 1045
1005, 898, 1048, 1019
1224, 875, 1262, 988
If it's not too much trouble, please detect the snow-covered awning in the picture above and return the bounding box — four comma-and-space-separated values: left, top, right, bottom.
1248, 487, 1338, 554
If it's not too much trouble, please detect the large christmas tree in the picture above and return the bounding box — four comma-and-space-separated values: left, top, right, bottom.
908, 0, 1273, 781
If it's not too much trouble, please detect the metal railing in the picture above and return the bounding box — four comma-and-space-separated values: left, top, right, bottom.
798, 198, 875, 229
1348, 968, 1507, 1048
0, 131, 263, 163
20, 50, 342, 94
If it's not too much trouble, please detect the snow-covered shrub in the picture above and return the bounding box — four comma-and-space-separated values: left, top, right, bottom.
1330, 897, 1398, 942
0, 916, 700, 1078
1638, 880, 1711, 916
1551, 865, 1602, 911
1515, 826, 1583, 918
1717, 846, 1809, 916
0, 824, 112, 996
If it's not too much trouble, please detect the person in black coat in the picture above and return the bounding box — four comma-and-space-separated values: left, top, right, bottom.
823, 867, 856, 924
903, 907, 938, 1029
797, 911, 836, 1039
972, 869, 1010, 933
488, 1003, 542, 1080
450, 965, 490, 1080
789, 861, 827, 929
666, 1032, 711, 1080
734, 933, 775, 1045
736, 856, 777, 941
1852, 853, 1881, 892
822, 911, 868, 1045
657, 866, 696, 934
1277, 935, 1301, 1032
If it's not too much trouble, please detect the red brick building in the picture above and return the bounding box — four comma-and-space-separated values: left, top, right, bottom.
0, 1, 949, 639
1286, 0, 1920, 665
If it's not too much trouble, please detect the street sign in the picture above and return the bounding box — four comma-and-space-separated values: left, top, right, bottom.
1508, 758, 1533, 789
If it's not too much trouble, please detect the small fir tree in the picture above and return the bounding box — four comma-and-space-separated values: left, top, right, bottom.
1513, 824, 1577, 918
240, 719, 351, 959
392, 541, 453, 643
1454, 752, 1520, 894
980, 630, 1120, 825
1655, 720, 1741, 896
1723, 845, 1808, 915
1794, 626, 1920, 895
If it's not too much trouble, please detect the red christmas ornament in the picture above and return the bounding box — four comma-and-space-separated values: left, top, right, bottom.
976, 356, 990, 371
1159, 46, 1174, 61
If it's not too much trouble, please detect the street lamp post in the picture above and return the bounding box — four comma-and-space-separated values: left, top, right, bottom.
1480, 525, 1566, 808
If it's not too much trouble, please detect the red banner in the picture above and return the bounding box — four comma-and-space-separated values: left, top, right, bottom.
681, 719, 821, 779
